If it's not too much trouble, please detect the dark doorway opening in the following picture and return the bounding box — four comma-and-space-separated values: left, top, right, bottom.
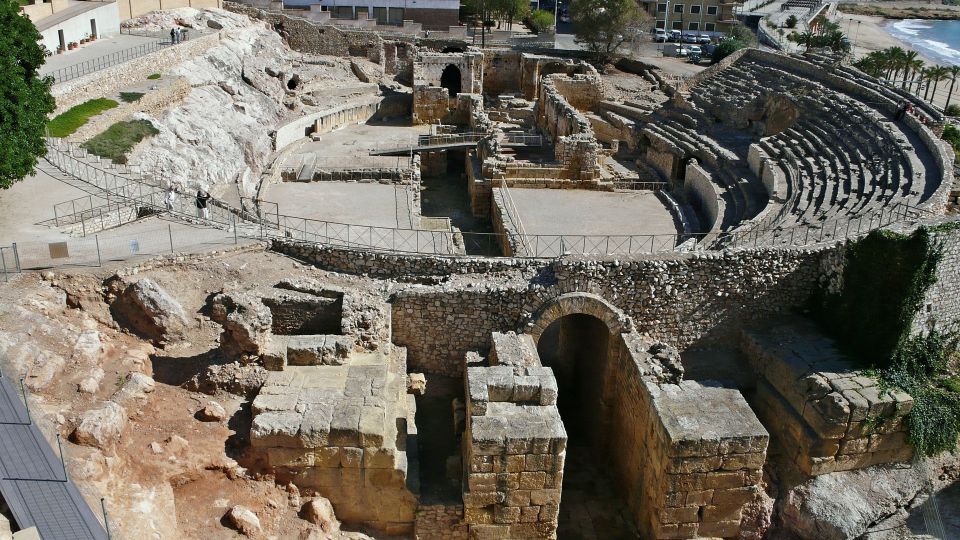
536, 314, 639, 539
440, 64, 462, 97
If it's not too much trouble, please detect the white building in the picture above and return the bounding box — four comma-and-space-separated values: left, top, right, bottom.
21, 0, 121, 53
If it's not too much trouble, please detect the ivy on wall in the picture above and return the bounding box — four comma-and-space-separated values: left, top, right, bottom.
814, 226, 960, 456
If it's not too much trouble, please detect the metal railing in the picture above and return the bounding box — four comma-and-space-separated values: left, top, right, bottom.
35, 138, 941, 263
0, 245, 20, 282
371, 132, 489, 154
44, 39, 170, 85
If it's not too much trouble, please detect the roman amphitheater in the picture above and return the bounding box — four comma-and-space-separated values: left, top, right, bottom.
1, 4, 960, 540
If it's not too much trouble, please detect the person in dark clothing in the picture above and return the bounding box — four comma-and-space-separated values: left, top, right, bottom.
195, 189, 210, 220
170, 28, 176, 44
894, 100, 907, 121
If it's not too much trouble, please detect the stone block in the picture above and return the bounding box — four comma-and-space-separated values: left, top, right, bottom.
469, 524, 509, 539
362, 447, 396, 469
463, 506, 494, 525
251, 411, 303, 448
340, 446, 363, 468
519, 506, 540, 523
697, 520, 741, 537
505, 490, 531, 507
539, 503, 559, 522
702, 471, 744, 490
463, 491, 504, 507
669, 456, 722, 474
468, 473, 497, 491
494, 505, 521, 524
720, 452, 765, 471
518, 471, 547, 490
529, 489, 560, 506
301, 466, 341, 487
661, 505, 699, 524
358, 405, 386, 447
252, 392, 299, 415
298, 402, 334, 447
330, 402, 362, 446
267, 447, 314, 467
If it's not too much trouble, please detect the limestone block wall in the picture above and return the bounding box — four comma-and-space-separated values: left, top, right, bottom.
250, 356, 418, 535
415, 504, 469, 539
741, 321, 914, 475
462, 363, 565, 539
51, 31, 221, 115
482, 50, 522, 97
412, 86, 454, 124
413, 51, 483, 93
637, 380, 769, 539
548, 71, 604, 112
535, 74, 593, 140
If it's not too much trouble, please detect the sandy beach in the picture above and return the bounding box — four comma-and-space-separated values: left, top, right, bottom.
834, 13, 941, 66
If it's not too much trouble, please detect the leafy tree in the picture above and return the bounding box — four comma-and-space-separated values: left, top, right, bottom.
488, 0, 528, 29
785, 14, 798, 28
0, 0, 55, 189
571, 0, 651, 64
711, 37, 746, 64
526, 9, 555, 34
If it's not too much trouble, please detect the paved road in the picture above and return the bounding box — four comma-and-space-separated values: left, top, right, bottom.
0, 375, 108, 539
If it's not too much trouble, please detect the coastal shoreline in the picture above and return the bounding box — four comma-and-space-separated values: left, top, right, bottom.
833, 13, 945, 66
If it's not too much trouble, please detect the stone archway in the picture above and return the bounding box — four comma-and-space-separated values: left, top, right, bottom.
526, 293, 640, 538
440, 64, 462, 97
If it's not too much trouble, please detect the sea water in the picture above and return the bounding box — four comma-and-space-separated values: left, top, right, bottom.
886, 19, 960, 66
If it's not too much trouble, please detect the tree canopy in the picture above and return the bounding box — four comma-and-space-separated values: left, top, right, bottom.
571, 0, 651, 63
0, 0, 54, 189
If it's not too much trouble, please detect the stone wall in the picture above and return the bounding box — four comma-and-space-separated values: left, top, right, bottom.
415, 504, 469, 539
51, 32, 222, 114
912, 222, 960, 336
118, 0, 221, 20
535, 74, 593, 140
272, 239, 827, 376
273, 94, 385, 150
741, 319, 914, 475
684, 160, 721, 233
462, 357, 565, 538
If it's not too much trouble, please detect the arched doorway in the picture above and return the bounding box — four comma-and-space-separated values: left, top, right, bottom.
536, 313, 610, 444
528, 294, 639, 539
440, 64, 462, 97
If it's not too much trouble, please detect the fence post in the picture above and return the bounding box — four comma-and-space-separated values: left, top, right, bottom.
1, 248, 7, 283
233, 214, 238, 244
101, 498, 112, 540
19, 379, 32, 424
11, 243, 19, 273
95, 235, 102, 267
168, 224, 174, 253
56, 433, 68, 482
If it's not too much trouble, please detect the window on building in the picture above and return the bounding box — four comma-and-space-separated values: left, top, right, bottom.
706, 5, 717, 14
655, 19, 666, 28
705, 22, 716, 30
673, 3, 683, 12
690, 4, 701, 13
333, 6, 353, 18
373, 6, 388, 23
671, 20, 682, 29
388, 7, 404, 24
688, 22, 699, 30
657, 2, 667, 12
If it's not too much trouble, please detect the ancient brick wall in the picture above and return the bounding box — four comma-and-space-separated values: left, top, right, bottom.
913, 222, 960, 335
272, 240, 829, 376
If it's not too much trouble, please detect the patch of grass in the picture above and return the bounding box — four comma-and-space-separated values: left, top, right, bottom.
146, 73, 161, 80
47, 98, 119, 138
81, 119, 159, 164
119, 91, 145, 103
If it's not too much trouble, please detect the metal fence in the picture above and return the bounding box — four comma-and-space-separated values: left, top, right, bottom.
44, 39, 170, 85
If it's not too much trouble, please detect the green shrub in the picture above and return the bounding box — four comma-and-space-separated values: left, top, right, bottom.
81, 119, 159, 164
943, 124, 960, 164
147, 73, 161, 80
785, 14, 798, 28
711, 38, 745, 64
119, 91, 145, 103
526, 9, 555, 34
946, 104, 960, 117
47, 98, 119, 137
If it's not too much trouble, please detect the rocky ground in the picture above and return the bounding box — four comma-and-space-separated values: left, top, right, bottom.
118, 8, 395, 199
0, 246, 393, 539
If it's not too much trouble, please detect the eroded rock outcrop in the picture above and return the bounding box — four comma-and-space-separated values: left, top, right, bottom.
110, 278, 189, 343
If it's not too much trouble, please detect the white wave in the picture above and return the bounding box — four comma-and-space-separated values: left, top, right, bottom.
919, 39, 960, 62
890, 19, 933, 37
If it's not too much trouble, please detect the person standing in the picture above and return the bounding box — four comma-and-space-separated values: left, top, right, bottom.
164, 184, 177, 211
169, 27, 175, 44
195, 189, 210, 220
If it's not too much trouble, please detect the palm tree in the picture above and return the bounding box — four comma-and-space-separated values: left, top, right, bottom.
797, 30, 816, 52
908, 59, 925, 94
945, 65, 960, 111
926, 66, 951, 104
900, 50, 919, 89
887, 47, 907, 82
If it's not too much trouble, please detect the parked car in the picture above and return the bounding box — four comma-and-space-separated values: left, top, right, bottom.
654, 29, 668, 42
663, 43, 688, 56
686, 44, 702, 56
683, 33, 700, 43
698, 34, 712, 44
668, 29, 682, 42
